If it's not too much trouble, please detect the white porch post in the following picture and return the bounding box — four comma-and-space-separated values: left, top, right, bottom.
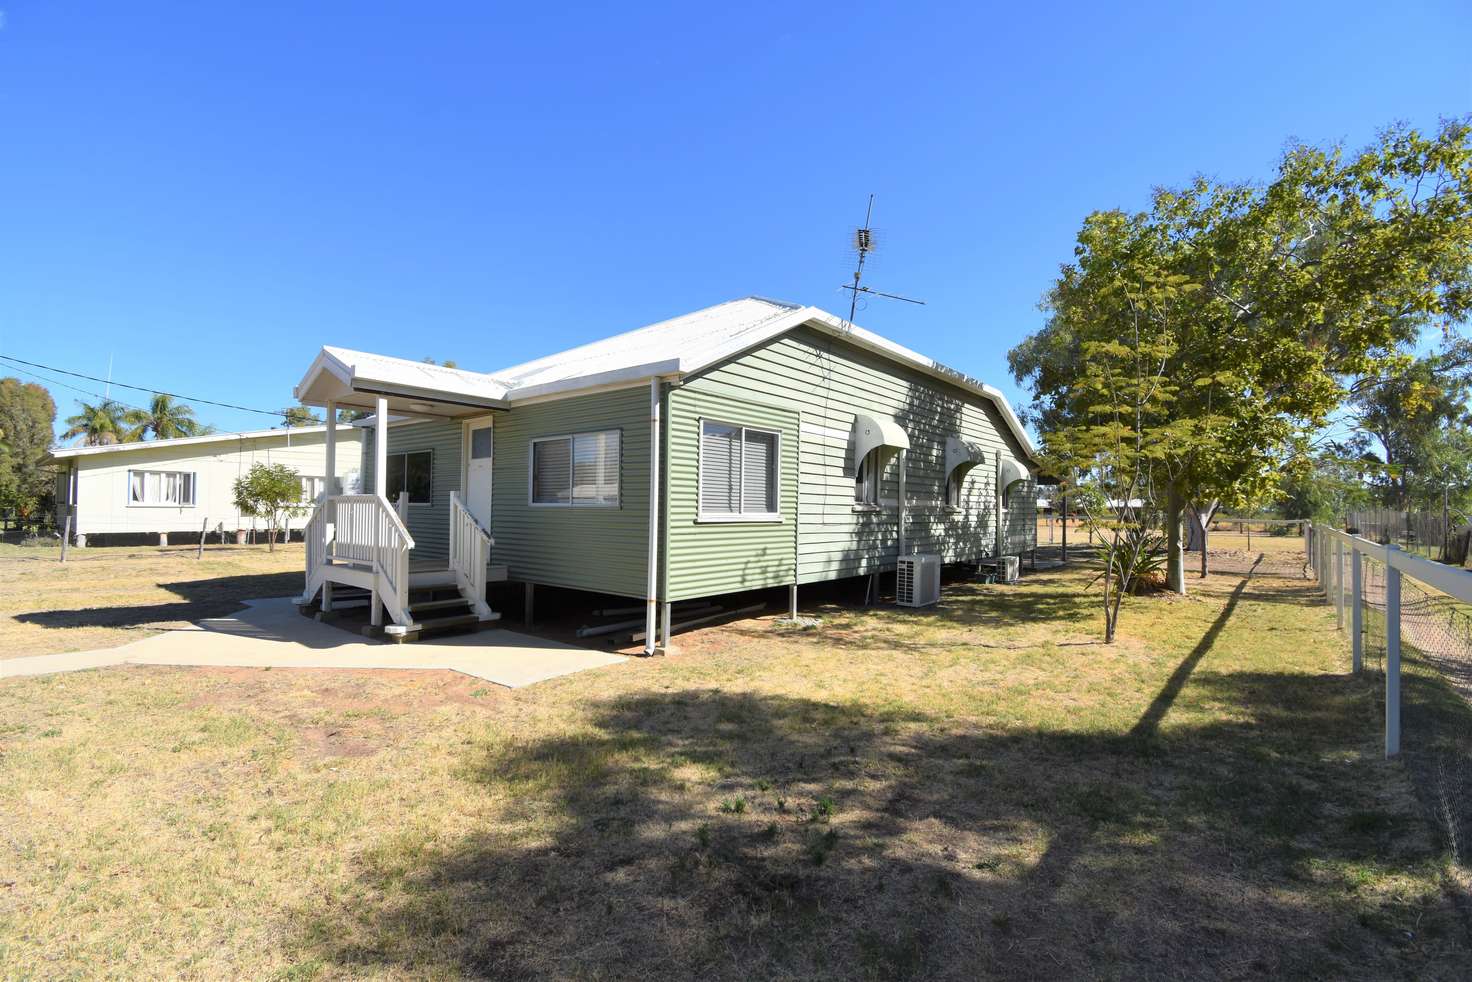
324, 400, 337, 492
374, 395, 389, 500
372, 395, 389, 628
321, 399, 336, 613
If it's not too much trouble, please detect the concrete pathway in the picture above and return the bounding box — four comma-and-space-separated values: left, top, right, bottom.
1, 597, 627, 687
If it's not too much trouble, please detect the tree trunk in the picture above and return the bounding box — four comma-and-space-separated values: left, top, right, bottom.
1165, 485, 1186, 595
1187, 500, 1218, 577
268, 514, 277, 552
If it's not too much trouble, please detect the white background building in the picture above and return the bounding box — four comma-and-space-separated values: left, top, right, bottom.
49, 425, 364, 546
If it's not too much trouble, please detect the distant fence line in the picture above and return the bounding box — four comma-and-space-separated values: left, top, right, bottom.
1345, 508, 1459, 562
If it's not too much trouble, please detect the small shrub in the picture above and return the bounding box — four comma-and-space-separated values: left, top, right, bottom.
696, 823, 711, 848
806, 828, 839, 865
809, 796, 836, 823
719, 797, 747, 815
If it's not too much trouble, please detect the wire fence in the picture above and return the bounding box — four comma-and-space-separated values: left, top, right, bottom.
1310, 525, 1472, 871
1346, 507, 1460, 562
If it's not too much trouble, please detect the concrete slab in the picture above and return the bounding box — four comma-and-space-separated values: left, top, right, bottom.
1, 597, 626, 687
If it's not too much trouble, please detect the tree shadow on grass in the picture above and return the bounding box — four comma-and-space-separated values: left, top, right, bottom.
292, 671, 1468, 979
12, 572, 302, 630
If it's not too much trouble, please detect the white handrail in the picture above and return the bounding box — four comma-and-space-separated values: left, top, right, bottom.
301, 497, 329, 601
449, 491, 495, 621
324, 494, 417, 629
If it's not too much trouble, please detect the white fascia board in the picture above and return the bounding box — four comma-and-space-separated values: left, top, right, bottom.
48, 424, 350, 458
293, 348, 355, 401
503, 358, 684, 403
799, 310, 1038, 463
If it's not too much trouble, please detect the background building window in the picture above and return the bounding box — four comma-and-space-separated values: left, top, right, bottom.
300, 475, 328, 502
386, 450, 432, 504
532, 430, 620, 506
700, 421, 779, 519
128, 470, 195, 506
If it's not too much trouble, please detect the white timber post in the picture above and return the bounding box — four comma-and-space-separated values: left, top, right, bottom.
374, 396, 389, 500
372, 395, 389, 628
1334, 537, 1345, 630
1350, 544, 1362, 674
789, 583, 798, 619
644, 378, 662, 656
1384, 544, 1402, 757
322, 400, 336, 613
324, 400, 337, 492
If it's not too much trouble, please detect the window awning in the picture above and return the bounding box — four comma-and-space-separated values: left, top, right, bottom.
850, 413, 911, 474
944, 437, 986, 480
999, 457, 1031, 494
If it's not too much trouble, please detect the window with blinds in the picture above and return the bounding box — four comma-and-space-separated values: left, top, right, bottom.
699, 420, 779, 519
127, 470, 196, 506
531, 430, 620, 506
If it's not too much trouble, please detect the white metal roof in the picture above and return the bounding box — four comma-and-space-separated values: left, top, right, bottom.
295, 297, 1037, 460
47, 423, 352, 458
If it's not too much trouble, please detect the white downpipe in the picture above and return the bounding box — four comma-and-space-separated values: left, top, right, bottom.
645, 378, 661, 655
897, 449, 907, 557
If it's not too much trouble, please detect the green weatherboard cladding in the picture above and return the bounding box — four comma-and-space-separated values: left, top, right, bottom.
360, 419, 463, 561
491, 386, 650, 597
368, 324, 1034, 603
662, 387, 799, 602
671, 326, 1035, 590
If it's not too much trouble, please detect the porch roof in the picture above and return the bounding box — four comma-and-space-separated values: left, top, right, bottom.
294, 346, 511, 418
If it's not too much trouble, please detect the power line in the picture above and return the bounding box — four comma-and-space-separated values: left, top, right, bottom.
0, 354, 286, 418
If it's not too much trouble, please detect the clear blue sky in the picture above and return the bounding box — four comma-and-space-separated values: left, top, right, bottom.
2, 2, 1469, 438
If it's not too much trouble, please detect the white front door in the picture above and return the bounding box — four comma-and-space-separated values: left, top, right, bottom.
466, 421, 494, 528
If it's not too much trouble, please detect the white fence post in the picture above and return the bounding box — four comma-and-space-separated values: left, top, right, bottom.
1384, 543, 1402, 758
1350, 545, 1362, 674
1333, 538, 1344, 628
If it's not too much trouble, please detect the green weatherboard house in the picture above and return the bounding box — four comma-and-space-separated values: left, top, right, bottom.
293, 298, 1040, 652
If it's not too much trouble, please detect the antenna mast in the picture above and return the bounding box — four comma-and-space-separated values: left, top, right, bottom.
841, 194, 925, 323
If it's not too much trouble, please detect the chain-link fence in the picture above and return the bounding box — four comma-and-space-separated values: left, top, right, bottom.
1309, 526, 1472, 871
1346, 507, 1460, 562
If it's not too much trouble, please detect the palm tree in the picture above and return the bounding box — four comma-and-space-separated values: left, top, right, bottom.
124, 393, 199, 440
62, 400, 130, 446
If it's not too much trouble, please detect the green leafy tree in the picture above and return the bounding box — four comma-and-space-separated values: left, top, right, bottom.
1278, 452, 1374, 524
1033, 281, 1200, 641
232, 463, 307, 551
1343, 347, 1472, 510
0, 378, 57, 520
124, 393, 200, 441
282, 405, 321, 427
61, 399, 131, 446
1013, 119, 1472, 591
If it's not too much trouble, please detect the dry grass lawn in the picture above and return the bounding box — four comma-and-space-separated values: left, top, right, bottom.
0, 542, 304, 659
2, 547, 1469, 979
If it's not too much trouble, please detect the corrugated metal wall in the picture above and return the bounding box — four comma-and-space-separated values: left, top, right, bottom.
491, 387, 650, 597
360, 419, 461, 561
663, 386, 799, 601
675, 326, 1035, 588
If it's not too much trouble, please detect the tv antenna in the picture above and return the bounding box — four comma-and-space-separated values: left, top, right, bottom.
841, 194, 925, 323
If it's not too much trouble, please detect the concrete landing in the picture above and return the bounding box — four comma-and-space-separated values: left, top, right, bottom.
1, 597, 626, 687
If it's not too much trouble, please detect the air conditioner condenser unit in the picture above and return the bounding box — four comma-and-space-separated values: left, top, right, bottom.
896, 553, 942, 607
